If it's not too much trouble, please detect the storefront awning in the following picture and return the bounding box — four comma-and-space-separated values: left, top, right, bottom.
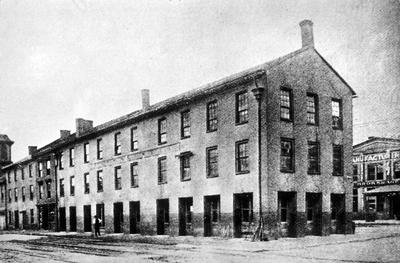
364, 185, 400, 195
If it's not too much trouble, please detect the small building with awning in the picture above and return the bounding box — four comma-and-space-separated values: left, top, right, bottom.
353, 137, 400, 220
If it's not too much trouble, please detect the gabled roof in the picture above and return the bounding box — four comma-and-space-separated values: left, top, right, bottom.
0, 134, 13, 144
354, 136, 400, 150
30, 46, 355, 157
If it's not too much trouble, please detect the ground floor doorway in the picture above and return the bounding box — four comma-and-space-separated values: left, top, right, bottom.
129, 201, 140, 234
204, 195, 220, 237
157, 199, 169, 235
113, 202, 123, 233
331, 193, 346, 234
233, 193, 253, 238
278, 191, 297, 237
83, 205, 92, 232
59, 207, 66, 231
306, 192, 322, 236
179, 197, 193, 236
69, 206, 77, 231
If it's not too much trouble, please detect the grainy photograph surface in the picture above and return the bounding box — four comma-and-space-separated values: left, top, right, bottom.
0, 0, 399, 262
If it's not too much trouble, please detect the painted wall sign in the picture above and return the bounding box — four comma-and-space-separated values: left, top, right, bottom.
354, 179, 400, 187
353, 150, 400, 163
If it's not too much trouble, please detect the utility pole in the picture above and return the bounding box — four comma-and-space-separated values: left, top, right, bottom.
251, 76, 265, 241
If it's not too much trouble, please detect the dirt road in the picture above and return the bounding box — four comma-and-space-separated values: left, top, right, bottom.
1, 226, 400, 262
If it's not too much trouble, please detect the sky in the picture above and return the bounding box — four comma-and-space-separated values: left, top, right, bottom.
0, 0, 399, 161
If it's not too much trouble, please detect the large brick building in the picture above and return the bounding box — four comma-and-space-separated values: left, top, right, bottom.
1, 20, 356, 238
0, 134, 13, 229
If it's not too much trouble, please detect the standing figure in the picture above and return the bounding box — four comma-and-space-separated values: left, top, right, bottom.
93, 215, 101, 237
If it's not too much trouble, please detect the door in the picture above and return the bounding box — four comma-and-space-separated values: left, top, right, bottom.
129, 201, 140, 234
21, 211, 28, 229
113, 202, 123, 233
233, 193, 253, 238
306, 193, 322, 235
157, 199, 169, 235
278, 191, 297, 237
83, 205, 91, 232
179, 197, 193, 236
204, 195, 220, 237
393, 195, 400, 220
14, 210, 19, 229
69, 207, 77, 231
331, 194, 345, 234
59, 207, 66, 231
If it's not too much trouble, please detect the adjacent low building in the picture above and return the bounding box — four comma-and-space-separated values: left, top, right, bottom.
353, 137, 400, 220
1, 20, 356, 238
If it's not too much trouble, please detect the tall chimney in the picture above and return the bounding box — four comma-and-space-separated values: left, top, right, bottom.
141, 89, 150, 110
299, 19, 314, 48
28, 146, 37, 156
76, 118, 93, 137
60, 130, 71, 139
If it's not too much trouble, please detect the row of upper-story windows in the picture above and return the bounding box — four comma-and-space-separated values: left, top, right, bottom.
57, 92, 250, 168
280, 87, 343, 129
5, 185, 34, 203
6, 164, 35, 183
280, 138, 343, 176
352, 161, 400, 181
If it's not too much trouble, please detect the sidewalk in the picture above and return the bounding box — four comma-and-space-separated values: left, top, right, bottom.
354, 219, 400, 226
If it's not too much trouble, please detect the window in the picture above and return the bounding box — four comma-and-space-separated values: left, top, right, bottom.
84, 173, 90, 194
158, 157, 167, 184
367, 163, 384, 181
181, 111, 191, 138
46, 180, 51, 198
281, 138, 294, 172
206, 146, 218, 178
97, 170, 103, 192
131, 127, 138, 151
29, 185, 34, 200
7, 171, 10, 183
210, 197, 220, 223
332, 99, 342, 129
131, 162, 139, 187
394, 161, 400, 179
377, 195, 385, 212
30, 209, 34, 224
59, 153, 64, 170
59, 179, 65, 197
115, 166, 122, 190
22, 187, 26, 202
14, 188, 18, 202
69, 148, 75, 166
236, 140, 249, 173
207, 100, 218, 132
180, 153, 191, 181
236, 193, 253, 223
114, 132, 121, 155
0, 186, 4, 203
158, 118, 167, 144
70, 176, 75, 196
236, 92, 249, 124
29, 164, 33, 177
280, 88, 292, 121
84, 142, 89, 163
14, 169, 17, 182
21, 168, 25, 180
332, 145, 343, 176
97, 138, 103, 160
307, 141, 320, 174
39, 183, 44, 199
38, 162, 43, 177
353, 188, 358, 212
307, 93, 318, 125
46, 160, 51, 175
8, 189, 12, 203
279, 197, 288, 222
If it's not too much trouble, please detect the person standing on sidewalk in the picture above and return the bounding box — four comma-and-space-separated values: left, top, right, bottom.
93, 215, 101, 237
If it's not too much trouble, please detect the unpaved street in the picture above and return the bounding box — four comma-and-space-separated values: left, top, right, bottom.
1, 226, 400, 263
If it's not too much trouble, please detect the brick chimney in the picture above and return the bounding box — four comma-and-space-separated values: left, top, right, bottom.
28, 146, 37, 156
60, 130, 71, 139
76, 118, 93, 137
299, 19, 314, 48
141, 89, 150, 110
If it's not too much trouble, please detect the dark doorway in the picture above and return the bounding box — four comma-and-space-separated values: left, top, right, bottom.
306, 192, 322, 235
83, 205, 91, 232
156, 199, 169, 235
278, 191, 297, 237
21, 211, 28, 229
38, 205, 49, 230
233, 193, 253, 238
113, 202, 123, 233
204, 195, 220, 237
390, 194, 400, 220
129, 201, 140, 234
14, 210, 19, 229
96, 204, 105, 228
179, 197, 193, 236
331, 193, 345, 234
59, 207, 66, 231
69, 206, 77, 231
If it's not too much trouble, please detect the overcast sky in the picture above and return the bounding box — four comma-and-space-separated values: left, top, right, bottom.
0, 0, 399, 161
